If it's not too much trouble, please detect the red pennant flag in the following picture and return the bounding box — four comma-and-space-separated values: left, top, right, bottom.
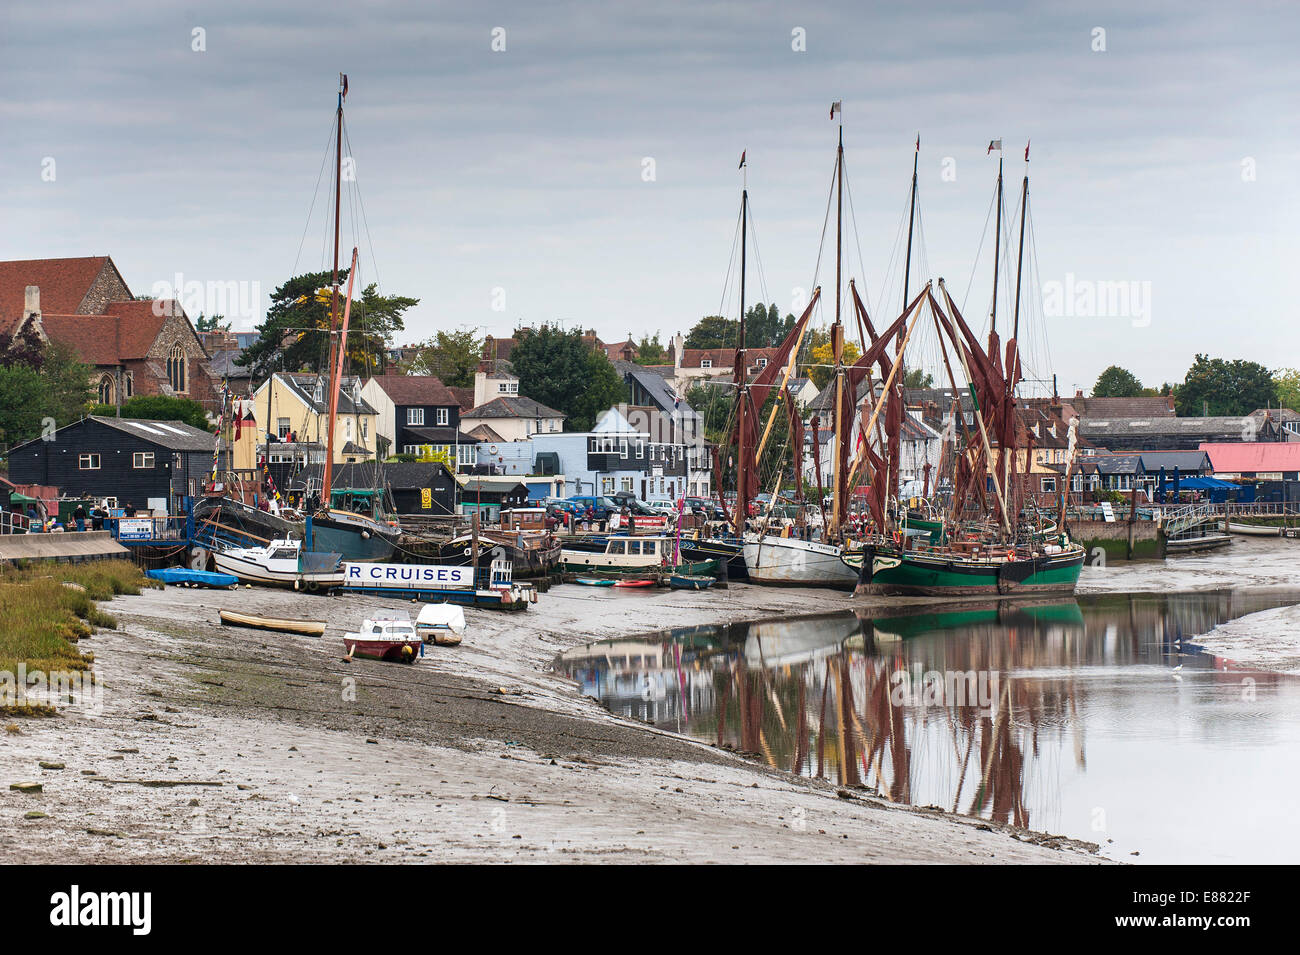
1025, 139, 1030, 161
738, 150, 746, 169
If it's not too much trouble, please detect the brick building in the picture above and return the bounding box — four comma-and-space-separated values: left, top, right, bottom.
0, 255, 220, 412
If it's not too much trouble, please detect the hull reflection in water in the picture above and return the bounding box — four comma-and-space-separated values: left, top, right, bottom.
555, 589, 1300, 863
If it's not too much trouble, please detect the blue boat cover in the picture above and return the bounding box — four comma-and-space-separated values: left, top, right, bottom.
147, 568, 239, 587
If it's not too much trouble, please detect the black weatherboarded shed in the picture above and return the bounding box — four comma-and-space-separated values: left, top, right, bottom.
6, 415, 216, 513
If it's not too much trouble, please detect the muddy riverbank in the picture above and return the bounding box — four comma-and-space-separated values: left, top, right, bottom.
9, 539, 1294, 864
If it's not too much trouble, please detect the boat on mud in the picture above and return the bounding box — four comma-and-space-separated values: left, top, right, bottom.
558, 536, 717, 576
343, 614, 423, 663
212, 538, 345, 591
415, 603, 466, 646
219, 609, 328, 636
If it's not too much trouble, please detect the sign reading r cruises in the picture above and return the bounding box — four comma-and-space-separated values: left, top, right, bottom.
342, 562, 473, 591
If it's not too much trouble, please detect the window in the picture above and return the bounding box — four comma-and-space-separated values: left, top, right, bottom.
457, 444, 475, 468
133, 452, 155, 469
621, 477, 633, 492
620, 441, 628, 459
757, 357, 768, 369
167, 344, 186, 393
700, 359, 712, 369
636, 442, 644, 458
407, 408, 424, 426
361, 420, 368, 440
276, 418, 291, 440
97, 375, 114, 405
508, 381, 519, 394
644, 541, 657, 554
437, 408, 449, 426
628, 541, 642, 555
79, 453, 101, 470
1041, 478, 1056, 493
609, 540, 625, 555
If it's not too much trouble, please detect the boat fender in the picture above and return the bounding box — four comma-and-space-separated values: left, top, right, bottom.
293, 580, 301, 592
361, 530, 370, 539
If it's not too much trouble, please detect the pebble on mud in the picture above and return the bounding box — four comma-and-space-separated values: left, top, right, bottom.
39, 761, 65, 770
11, 782, 43, 793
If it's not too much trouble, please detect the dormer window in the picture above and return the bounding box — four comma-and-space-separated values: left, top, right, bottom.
757, 357, 768, 369
700, 359, 712, 369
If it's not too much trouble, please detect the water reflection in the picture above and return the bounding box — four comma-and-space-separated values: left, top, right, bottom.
557, 590, 1300, 862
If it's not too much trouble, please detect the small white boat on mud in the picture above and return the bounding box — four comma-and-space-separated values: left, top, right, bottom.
212, 538, 345, 591
415, 603, 467, 646
343, 613, 423, 664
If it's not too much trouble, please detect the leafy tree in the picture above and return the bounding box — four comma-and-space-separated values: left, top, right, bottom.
1092, 365, 1145, 398
0, 364, 56, 449
237, 270, 416, 381
1273, 368, 1300, 412
633, 333, 667, 365
510, 325, 628, 432
807, 340, 862, 390
0, 323, 48, 369
403, 329, 481, 387
89, 395, 212, 432
1174, 354, 1277, 417
195, 313, 227, 334
684, 315, 739, 350
0, 340, 93, 448
903, 368, 935, 389
684, 304, 796, 351
42, 342, 95, 425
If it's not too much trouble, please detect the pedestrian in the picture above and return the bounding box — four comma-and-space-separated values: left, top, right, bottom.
73, 503, 87, 532
123, 501, 136, 518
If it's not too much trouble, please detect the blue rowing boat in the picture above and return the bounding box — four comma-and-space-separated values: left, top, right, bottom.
573, 577, 616, 587
147, 568, 240, 588
669, 574, 714, 591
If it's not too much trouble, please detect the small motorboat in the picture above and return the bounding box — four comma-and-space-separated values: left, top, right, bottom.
415, 603, 467, 647
343, 614, 423, 663
668, 574, 714, 591
574, 577, 616, 587
612, 579, 656, 588
219, 609, 327, 637
148, 568, 239, 588
212, 538, 345, 592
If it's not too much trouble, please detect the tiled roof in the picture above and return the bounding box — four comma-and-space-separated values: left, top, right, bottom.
679, 346, 779, 369
0, 256, 115, 332
367, 374, 459, 407
278, 373, 376, 416
1072, 395, 1175, 418
466, 423, 505, 443
38, 299, 183, 367
448, 386, 475, 411
463, 395, 566, 420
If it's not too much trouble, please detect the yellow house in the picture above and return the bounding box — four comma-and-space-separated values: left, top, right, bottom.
233, 372, 380, 469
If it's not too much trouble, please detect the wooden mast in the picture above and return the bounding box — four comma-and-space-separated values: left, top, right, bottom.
321, 73, 347, 509
1009, 149, 1030, 517
830, 111, 845, 539
733, 163, 750, 538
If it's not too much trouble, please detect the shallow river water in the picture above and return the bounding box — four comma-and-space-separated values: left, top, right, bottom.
556, 589, 1300, 864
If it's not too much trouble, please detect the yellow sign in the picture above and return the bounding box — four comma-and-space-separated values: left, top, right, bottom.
420, 487, 432, 509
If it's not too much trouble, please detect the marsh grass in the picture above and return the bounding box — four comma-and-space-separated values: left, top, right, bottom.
0, 559, 155, 686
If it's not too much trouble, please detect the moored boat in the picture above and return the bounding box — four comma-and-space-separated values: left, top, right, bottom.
415, 603, 466, 646
668, 574, 715, 590
558, 535, 717, 576
219, 609, 327, 636
212, 538, 345, 591
742, 534, 858, 590
851, 539, 1086, 597
343, 614, 422, 663
147, 568, 239, 588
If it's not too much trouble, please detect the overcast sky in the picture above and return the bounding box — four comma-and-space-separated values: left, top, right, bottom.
3, 0, 1297, 395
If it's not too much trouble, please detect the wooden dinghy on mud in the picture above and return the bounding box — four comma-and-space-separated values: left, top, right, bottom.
218, 609, 328, 637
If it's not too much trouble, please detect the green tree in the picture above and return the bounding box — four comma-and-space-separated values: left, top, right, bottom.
195, 313, 227, 333
1092, 365, 1145, 398
237, 270, 416, 381
684, 315, 739, 350
0, 364, 56, 449
42, 342, 95, 425
89, 395, 212, 432
903, 368, 935, 389
1273, 368, 1300, 412
633, 332, 667, 365
403, 329, 482, 387
510, 325, 628, 432
1174, 355, 1277, 417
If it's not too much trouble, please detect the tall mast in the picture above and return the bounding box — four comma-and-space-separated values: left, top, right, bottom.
902, 135, 919, 318
322, 73, 347, 508
733, 158, 749, 538
830, 112, 846, 538
1012, 151, 1029, 341
990, 154, 1004, 335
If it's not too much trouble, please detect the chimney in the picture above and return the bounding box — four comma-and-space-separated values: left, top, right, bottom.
24, 285, 41, 318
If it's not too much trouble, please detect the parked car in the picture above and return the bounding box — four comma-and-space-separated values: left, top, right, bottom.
566, 495, 621, 522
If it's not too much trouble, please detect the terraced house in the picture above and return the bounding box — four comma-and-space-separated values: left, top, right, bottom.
0, 255, 219, 410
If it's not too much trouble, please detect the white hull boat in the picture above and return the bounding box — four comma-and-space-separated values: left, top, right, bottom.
213, 539, 345, 591
742, 534, 857, 590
